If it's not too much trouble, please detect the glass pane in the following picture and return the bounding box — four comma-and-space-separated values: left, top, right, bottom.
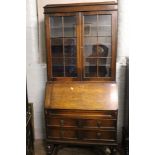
83, 14, 113, 78
65, 58, 76, 66
50, 16, 62, 38
50, 15, 78, 78
65, 66, 77, 77
52, 58, 63, 66
84, 37, 97, 57
98, 58, 111, 77
98, 66, 109, 77
98, 36, 111, 44
64, 38, 76, 57
85, 58, 97, 66
65, 58, 77, 77
52, 66, 64, 77
98, 15, 112, 36
52, 58, 64, 77
97, 44, 109, 57
98, 65, 111, 77
85, 58, 97, 77
85, 66, 97, 77
98, 58, 111, 66
98, 14, 111, 25
64, 16, 76, 37
51, 38, 63, 57
98, 26, 111, 36
98, 38, 111, 57
84, 15, 97, 36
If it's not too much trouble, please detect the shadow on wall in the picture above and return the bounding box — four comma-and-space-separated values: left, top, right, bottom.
39, 20, 46, 63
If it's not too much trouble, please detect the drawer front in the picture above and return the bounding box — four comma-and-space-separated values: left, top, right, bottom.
46, 116, 116, 129
46, 117, 77, 127
47, 128, 77, 139
84, 130, 116, 141
46, 128, 116, 142
84, 119, 116, 128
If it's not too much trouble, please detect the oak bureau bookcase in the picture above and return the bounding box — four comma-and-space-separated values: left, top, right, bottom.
44, 2, 118, 155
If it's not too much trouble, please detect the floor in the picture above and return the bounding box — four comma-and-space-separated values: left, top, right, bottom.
34, 140, 46, 155
34, 140, 124, 155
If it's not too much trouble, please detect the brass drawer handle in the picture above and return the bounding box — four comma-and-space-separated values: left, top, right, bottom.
96, 132, 102, 139
97, 121, 101, 128
77, 120, 83, 128
60, 119, 64, 126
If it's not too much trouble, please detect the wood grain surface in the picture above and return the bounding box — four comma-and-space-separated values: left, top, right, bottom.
45, 82, 118, 110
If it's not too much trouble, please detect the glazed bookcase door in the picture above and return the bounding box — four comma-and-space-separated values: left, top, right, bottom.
45, 10, 117, 81
45, 13, 80, 80
81, 11, 117, 81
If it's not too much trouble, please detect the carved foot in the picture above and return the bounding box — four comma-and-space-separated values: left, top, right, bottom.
111, 148, 117, 155
104, 147, 112, 155
46, 144, 54, 155
102, 146, 117, 155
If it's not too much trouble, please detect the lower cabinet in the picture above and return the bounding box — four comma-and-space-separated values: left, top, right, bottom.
44, 82, 118, 154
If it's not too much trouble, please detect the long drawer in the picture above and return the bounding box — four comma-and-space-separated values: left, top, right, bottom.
45, 110, 117, 129
46, 128, 116, 141
46, 117, 116, 129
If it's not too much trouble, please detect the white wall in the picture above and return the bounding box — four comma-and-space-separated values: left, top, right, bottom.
26, 0, 129, 141
27, 0, 46, 139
